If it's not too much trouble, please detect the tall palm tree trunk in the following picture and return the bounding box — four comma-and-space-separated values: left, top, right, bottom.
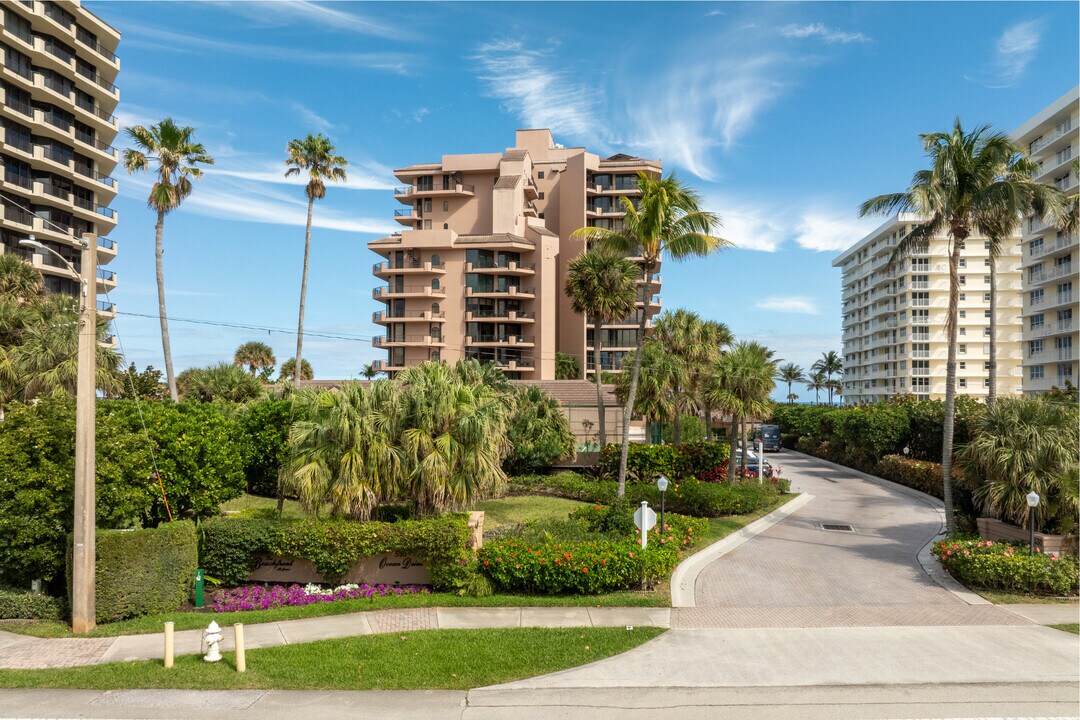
617, 268, 654, 497
727, 416, 738, 479
826, 373, 833, 405
987, 252, 998, 406
155, 210, 178, 401
592, 320, 606, 448
940, 236, 964, 535
787, 380, 793, 403
672, 392, 682, 445
740, 418, 748, 474
704, 404, 712, 441
294, 197, 314, 381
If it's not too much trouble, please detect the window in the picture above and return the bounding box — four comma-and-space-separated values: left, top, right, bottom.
959, 378, 967, 388
1031, 314, 1044, 330
983, 328, 991, 337
959, 344, 967, 354
1031, 365, 1045, 379
984, 275, 991, 284
984, 241, 991, 250
959, 310, 966, 318
430, 254, 440, 266
958, 259, 967, 268
984, 293, 991, 302
442, 223, 448, 229
959, 328, 966, 335
1059, 363, 1073, 378
423, 219, 432, 230
1031, 238, 1044, 255
442, 201, 448, 212
1029, 339, 1044, 356
537, 171, 544, 179
959, 275, 967, 285
959, 361, 966, 370
424, 199, 432, 213
430, 278, 440, 290
983, 361, 991, 370
984, 310, 992, 318
959, 293, 966, 301
538, 192, 545, 200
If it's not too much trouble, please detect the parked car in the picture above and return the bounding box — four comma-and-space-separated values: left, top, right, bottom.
753, 424, 782, 452
733, 449, 774, 479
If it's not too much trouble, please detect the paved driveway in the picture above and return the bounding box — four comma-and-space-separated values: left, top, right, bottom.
682, 451, 1028, 627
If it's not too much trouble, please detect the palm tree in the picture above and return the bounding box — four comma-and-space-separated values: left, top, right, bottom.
859, 118, 1064, 534
280, 357, 313, 382
285, 133, 348, 381
811, 351, 843, 405
957, 397, 1078, 535
571, 172, 730, 495
612, 341, 680, 445
700, 319, 734, 441
179, 362, 264, 403
706, 341, 777, 477
233, 341, 276, 379
776, 362, 806, 404
806, 369, 827, 405
0, 254, 43, 303
360, 362, 380, 381
649, 309, 724, 444
566, 250, 641, 448
122, 119, 214, 401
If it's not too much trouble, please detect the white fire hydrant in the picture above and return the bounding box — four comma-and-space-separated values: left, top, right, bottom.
203, 621, 223, 663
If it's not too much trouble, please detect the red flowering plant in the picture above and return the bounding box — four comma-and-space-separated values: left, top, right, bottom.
933, 538, 1078, 596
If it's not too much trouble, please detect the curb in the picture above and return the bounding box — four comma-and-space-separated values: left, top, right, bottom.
784, 451, 990, 606
669, 493, 815, 608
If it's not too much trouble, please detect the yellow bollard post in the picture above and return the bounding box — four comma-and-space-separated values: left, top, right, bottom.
234, 623, 246, 673
164, 622, 174, 669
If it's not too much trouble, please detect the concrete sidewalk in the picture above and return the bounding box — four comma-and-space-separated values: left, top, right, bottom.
0, 606, 672, 670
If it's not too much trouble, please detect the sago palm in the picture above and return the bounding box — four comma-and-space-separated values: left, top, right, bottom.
285, 133, 348, 381
565, 249, 639, 448
234, 341, 276, 379
122, 118, 214, 401
572, 172, 730, 495
777, 362, 806, 405
859, 118, 1045, 534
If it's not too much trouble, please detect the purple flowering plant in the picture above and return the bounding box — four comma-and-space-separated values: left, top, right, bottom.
207, 582, 429, 612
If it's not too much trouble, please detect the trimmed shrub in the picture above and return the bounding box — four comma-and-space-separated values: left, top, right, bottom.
88, 521, 199, 623
795, 436, 824, 457
598, 442, 730, 481
0, 586, 64, 621
876, 455, 976, 523
235, 397, 294, 497
199, 515, 472, 590
503, 385, 575, 473
933, 538, 1078, 596
823, 404, 908, 473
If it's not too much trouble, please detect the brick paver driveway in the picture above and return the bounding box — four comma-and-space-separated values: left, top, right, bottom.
678, 451, 1029, 628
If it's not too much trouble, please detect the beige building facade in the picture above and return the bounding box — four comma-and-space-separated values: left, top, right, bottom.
1011, 87, 1079, 395
368, 129, 661, 379
0, 0, 119, 317
834, 214, 1024, 403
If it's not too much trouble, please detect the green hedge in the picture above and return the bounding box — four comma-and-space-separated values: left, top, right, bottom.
0, 586, 64, 621
87, 521, 198, 623
199, 515, 472, 589
598, 442, 730, 481
509, 473, 781, 518
933, 538, 1078, 596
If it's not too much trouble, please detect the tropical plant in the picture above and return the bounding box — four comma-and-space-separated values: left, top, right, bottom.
859, 118, 1064, 534
613, 340, 679, 439
0, 253, 43, 304
503, 384, 575, 473
234, 341, 276, 379
649, 310, 726, 444
178, 362, 264, 403
360, 362, 380, 381
280, 357, 313, 382
571, 173, 729, 495
776, 362, 806, 405
805, 369, 827, 405
122, 118, 214, 400
116, 363, 168, 401
811, 351, 842, 405
554, 352, 580, 380
285, 133, 348, 381
565, 250, 640, 447
705, 341, 778, 476
957, 397, 1078, 535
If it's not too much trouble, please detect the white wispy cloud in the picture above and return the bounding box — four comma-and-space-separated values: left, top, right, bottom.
212, 1, 404, 40
780, 23, 869, 44
793, 212, 879, 252
966, 20, 1043, 88
122, 21, 413, 74
473, 40, 601, 142
412, 107, 430, 123
291, 102, 338, 133
706, 195, 789, 252
206, 158, 395, 192
754, 296, 821, 315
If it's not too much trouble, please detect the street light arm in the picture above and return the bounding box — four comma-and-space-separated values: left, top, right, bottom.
18, 238, 79, 276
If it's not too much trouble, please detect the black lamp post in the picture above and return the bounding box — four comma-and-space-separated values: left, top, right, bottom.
1026, 491, 1040, 556
657, 474, 669, 535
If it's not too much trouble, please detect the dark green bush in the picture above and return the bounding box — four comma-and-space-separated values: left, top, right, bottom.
823, 404, 909, 473
87, 521, 199, 623
771, 405, 833, 440
235, 397, 294, 497
876, 455, 975, 522
933, 538, 1078, 596
0, 586, 64, 620
795, 436, 824, 456
503, 385, 575, 473
199, 515, 471, 590
598, 442, 730, 481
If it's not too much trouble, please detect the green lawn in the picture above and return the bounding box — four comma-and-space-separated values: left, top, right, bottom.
0, 627, 665, 691
976, 590, 1080, 605
471, 495, 588, 530
1050, 623, 1079, 635
219, 494, 308, 519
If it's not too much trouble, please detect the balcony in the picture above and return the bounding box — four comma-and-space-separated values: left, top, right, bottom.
373, 259, 445, 276
465, 285, 535, 299
372, 284, 447, 301
373, 334, 445, 348
465, 309, 535, 323
523, 175, 538, 200
1029, 121, 1074, 155
1028, 233, 1078, 260
372, 359, 405, 373
523, 200, 538, 217
1033, 319, 1074, 338
75, 27, 120, 65
465, 334, 535, 347
392, 182, 475, 203
393, 208, 418, 225
96, 299, 115, 316
465, 260, 535, 275
1030, 263, 1074, 285
372, 310, 445, 323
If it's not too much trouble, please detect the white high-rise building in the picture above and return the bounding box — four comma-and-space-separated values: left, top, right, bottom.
1011, 87, 1079, 395
833, 214, 1023, 404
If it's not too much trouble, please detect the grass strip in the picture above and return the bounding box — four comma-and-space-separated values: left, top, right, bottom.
975, 590, 1079, 605
1049, 623, 1079, 635
0, 627, 665, 691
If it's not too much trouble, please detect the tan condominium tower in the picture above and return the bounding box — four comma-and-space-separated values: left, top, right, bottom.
1011, 87, 1079, 395
0, 0, 119, 322
833, 213, 1023, 403
368, 129, 662, 379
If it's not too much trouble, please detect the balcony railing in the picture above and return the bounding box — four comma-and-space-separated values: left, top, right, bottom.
96, 269, 115, 281
4, 59, 34, 80
96, 300, 114, 312
74, 130, 116, 154
1029, 121, 1074, 154
97, 237, 115, 250
75, 28, 118, 63
43, 39, 73, 63
4, 95, 32, 116
74, 96, 116, 124
1030, 263, 1074, 284
43, 111, 71, 131
3, 171, 31, 189
75, 65, 116, 94
41, 182, 70, 200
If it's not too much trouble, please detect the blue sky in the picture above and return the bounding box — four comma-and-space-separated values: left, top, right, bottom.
90, 1, 1079, 396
